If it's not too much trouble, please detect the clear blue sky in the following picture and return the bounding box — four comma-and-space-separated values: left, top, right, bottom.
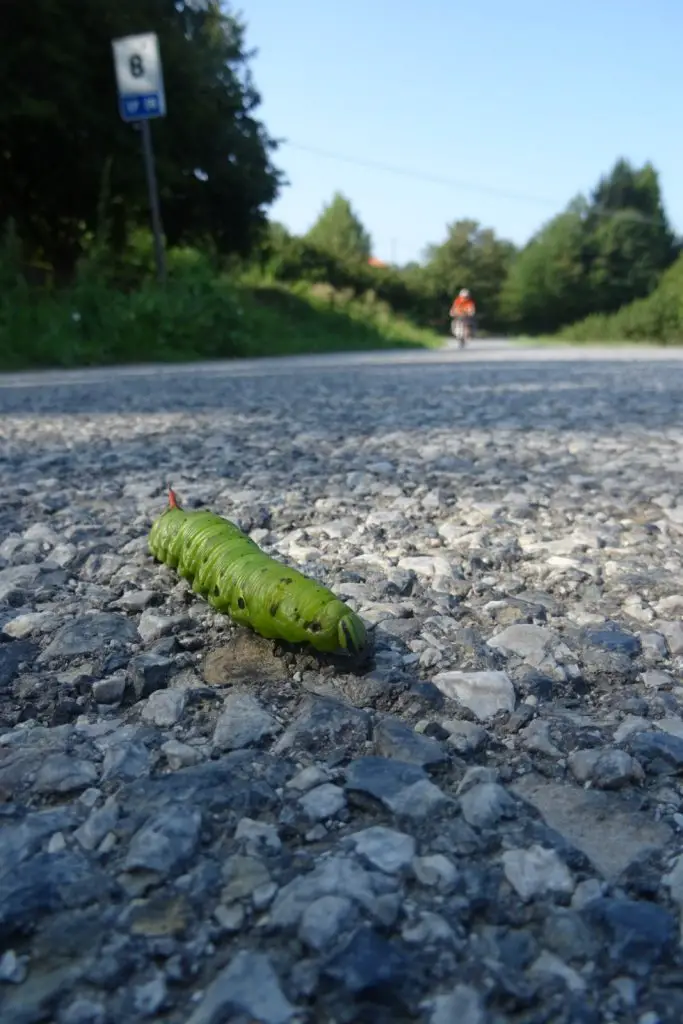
242, 0, 683, 265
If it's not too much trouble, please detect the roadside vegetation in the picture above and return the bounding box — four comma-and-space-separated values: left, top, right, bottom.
3, 0, 681, 370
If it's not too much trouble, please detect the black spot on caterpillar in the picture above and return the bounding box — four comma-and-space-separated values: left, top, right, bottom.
148, 489, 369, 658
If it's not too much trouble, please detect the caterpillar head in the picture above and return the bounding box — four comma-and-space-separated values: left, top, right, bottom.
337, 611, 368, 657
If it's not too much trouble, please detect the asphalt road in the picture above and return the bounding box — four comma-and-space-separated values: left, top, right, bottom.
0, 338, 682, 393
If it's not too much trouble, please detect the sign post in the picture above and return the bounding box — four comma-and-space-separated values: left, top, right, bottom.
111, 32, 167, 283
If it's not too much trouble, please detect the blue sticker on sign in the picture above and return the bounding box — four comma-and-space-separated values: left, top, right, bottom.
119, 92, 164, 122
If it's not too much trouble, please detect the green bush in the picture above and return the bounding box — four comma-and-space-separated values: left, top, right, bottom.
559, 252, 683, 344
0, 234, 248, 369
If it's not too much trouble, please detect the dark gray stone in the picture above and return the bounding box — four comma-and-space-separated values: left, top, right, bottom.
373, 715, 447, 768
0, 640, 38, 689
124, 806, 202, 876
272, 696, 371, 756
185, 950, 297, 1024
126, 653, 173, 700
323, 926, 409, 994
582, 897, 677, 974
0, 852, 115, 939
41, 614, 137, 660
583, 626, 641, 657
345, 756, 449, 818
626, 731, 683, 773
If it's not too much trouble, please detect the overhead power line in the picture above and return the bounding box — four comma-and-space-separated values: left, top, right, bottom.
282, 140, 674, 230
283, 140, 562, 208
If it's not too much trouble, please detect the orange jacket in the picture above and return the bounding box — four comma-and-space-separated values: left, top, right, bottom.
451, 295, 476, 317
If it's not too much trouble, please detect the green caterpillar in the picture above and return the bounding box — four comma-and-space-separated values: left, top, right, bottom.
148, 489, 368, 658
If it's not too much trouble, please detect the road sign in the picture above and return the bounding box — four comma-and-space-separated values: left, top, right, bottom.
111, 32, 166, 123
111, 31, 167, 282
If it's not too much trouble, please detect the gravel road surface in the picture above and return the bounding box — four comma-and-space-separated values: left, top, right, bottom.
1, 344, 683, 1024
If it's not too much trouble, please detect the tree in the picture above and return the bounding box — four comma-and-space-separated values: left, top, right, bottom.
500, 201, 590, 333
585, 159, 677, 313
305, 193, 372, 264
0, 0, 282, 276
500, 160, 678, 334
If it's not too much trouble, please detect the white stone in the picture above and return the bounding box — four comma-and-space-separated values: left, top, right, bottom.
487, 624, 554, 667
141, 688, 186, 727
347, 825, 416, 874
502, 844, 574, 901
432, 670, 515, 721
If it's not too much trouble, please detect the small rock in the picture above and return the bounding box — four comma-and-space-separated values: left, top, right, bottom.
347, 826, 416, 874
457, 766, 498, 795
520, 718, 563, 758
272, 696, 370, 755
502, 844, 574, 901
161, 739, 204, 770
133, 971, 167, 1017
642, 669, 674, 690
138, 609, 187, 643
33, 754, 99, 795
529, 949, 586, 993
140, 688, 186, 727
660, 620, 683, 657
117, 589, 158, 612
124, 807, 202, 876
127, 653, 172, 699
186, 950, 297, 1024
101, 739, 150, 781
323, 925, 408, 993
286, 765, 330, 792
568, 748, 645, 789
41, 613, 137, 660
432, 670, 516, 721
402, 910, 455, 946
213, 692, 280, 751
488, 624, 554, 666
441, 719, 488, 754
0, 949, 28, 983
460, 782, 517, 829
427, 983, 486, 1024
583, 625, 641, 656
662, 853, 683, 906
583, 898, 677, 974
412, 854, 458, 890
74, 796, 119, 852
543, 907, 600, 961
626, 731, 683, 773
221, 855, 271, 903
59, 997, 107, 1024
268, 855, 376, 930
92, 675, 127, 705
3, 611, 55, 639
345, 756, 449, 819
0, 640, 38, 689
214, 904, 245, 933
299, 783, 346, 821
374, 715, 447, 767
235, 818, 282, 856
298, 895, 357, 951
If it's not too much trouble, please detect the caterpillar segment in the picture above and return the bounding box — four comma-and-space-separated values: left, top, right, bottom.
148, 489, 369, 658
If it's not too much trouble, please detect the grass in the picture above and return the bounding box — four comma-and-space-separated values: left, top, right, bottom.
238, 278, 442, 357
0, 229, 443, 372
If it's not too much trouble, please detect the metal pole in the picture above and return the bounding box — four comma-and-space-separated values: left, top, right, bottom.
139, 118, 166, 283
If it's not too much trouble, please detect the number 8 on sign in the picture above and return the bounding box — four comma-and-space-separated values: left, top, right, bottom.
129, 54, 144, 78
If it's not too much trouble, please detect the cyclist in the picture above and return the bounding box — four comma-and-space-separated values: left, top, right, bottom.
450, 288, 476, 320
